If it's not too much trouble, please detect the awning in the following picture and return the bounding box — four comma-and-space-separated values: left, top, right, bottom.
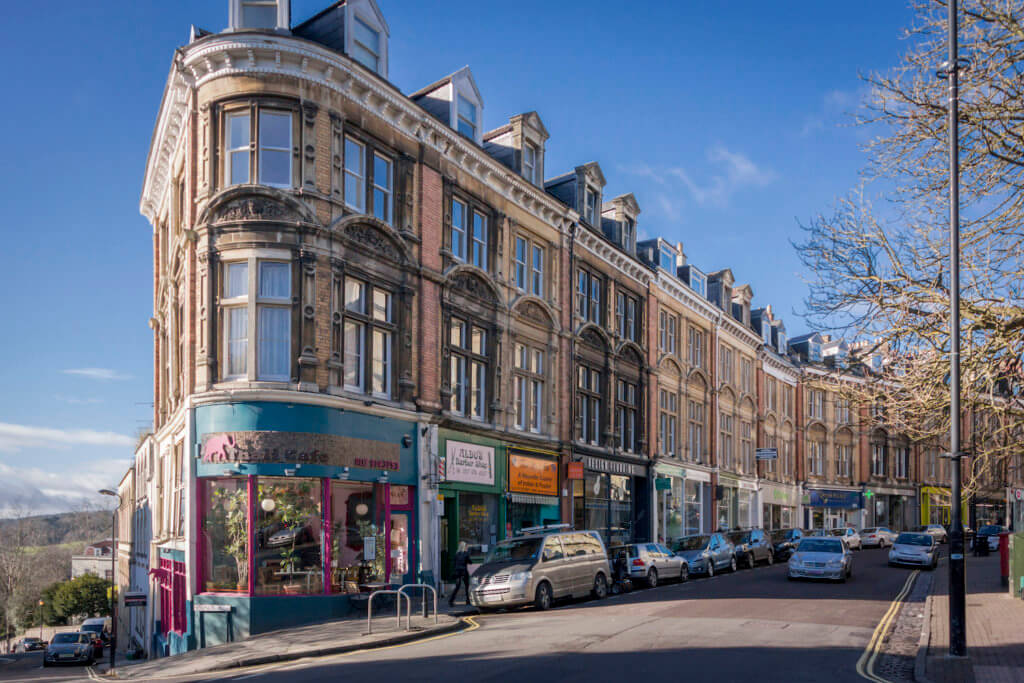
508, 492, 560, 506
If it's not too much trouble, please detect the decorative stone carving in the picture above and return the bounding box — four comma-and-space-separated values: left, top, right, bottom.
580, 328, 606, 350
214, 197, 295, 223
516, 300, 552, 327
448, 272, 497, 305
343, 223, 402, 262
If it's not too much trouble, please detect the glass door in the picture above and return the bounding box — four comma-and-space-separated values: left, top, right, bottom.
389, 511, 412, 585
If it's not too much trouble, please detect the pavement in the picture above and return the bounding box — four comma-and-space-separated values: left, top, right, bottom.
918, 552, 1024, 683
68, 546, 927, 683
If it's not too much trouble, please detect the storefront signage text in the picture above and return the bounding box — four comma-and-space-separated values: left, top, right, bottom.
445, 441, 495, 486
806, 489, 862, 509
201, 431, 401, 471
583, 455, 645, 478
509, 454, 558, 496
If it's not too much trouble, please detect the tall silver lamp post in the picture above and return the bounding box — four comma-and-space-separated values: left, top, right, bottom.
98, 489, 121, 670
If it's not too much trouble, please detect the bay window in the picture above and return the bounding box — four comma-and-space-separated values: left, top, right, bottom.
513, 343, 544, 433
221, 257, 292, 382
222, 105, 295, 189
344, 136, 395, 225
449, 317, 488, 420
343, 276, 394, 398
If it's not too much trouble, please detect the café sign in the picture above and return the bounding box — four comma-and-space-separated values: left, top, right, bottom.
201, 431, 401, 472
445, 441, 495, 486
509, 454, 558, 496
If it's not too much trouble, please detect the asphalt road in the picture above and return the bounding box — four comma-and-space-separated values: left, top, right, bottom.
0, 649, 100, 683
0, 547, 924, 683
207, 546, 924, 683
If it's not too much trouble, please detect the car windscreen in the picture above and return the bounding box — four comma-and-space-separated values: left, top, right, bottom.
80, 624, 103, 633
862, 528, 877, 534
728, 532, 750, 544
896, 533, 932, 546
829, 529, 847, 537
796, 539, 842, 554
51, 634, 78, 644
485, 537, 542, 563
673, 535, 709, 551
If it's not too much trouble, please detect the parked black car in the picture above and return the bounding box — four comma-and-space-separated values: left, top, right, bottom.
728, 529, 775, 568
770, 528, 804, 561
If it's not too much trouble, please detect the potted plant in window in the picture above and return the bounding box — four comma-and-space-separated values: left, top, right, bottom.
205, 486, 249, 592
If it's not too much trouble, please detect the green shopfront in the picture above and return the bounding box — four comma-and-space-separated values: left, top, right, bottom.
191, 401, 418, 649
438, 430, 507, 581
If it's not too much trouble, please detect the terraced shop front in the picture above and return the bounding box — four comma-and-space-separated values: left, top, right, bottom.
191, 402, 418, 649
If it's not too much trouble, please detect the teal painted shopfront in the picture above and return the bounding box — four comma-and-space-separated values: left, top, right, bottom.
438, 430, 506, 580
191, 401, 418, 648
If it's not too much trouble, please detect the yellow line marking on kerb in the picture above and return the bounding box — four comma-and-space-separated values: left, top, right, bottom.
856, 570, 919, 683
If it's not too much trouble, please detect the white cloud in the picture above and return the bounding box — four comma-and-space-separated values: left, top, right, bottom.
63, 368, 132, 381
55, 395, 104, 405
0, 459, 128, 516
621, 147, 775, 216
0, 422, 134, 453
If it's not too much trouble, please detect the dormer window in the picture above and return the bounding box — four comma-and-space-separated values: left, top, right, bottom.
457, 95, 477, 139
584, 188, 599, 225
809, 341, 822, 363
622, 218, 635, 252
689, 271, 707, 297
762, 321, 772, 346
231, 0, 288, 30
777, 330, 786, 354
352, 17, 381, 72
523, 143, 537, 184
659, 245, 676, 273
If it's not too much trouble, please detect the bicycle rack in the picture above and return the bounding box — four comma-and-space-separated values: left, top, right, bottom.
397, 583, 439, 627
366, 589, 411, 635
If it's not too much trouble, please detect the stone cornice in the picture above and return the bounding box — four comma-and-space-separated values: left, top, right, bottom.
141, 34, 576, 231
575, 226, 650, 286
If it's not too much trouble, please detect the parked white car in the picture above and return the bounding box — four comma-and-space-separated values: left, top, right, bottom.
830, 527, 862, 550
889, 532, 939, 569
861, 527, 898, 548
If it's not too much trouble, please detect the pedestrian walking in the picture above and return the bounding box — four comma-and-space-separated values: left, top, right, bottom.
448, 541, 471, 607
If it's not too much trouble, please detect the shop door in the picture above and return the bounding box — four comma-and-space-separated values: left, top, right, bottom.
390, 511, 413, 585
441, 493, 456, 581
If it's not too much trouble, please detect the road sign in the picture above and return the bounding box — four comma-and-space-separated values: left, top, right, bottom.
755, 448, 778, 461
124, 592, 147, 607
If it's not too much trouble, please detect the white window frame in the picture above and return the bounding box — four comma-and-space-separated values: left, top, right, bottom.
344, 137, 366, 213
688, 400, 704, 463
351, 15, 381, 72
232, 0, 287, 30
371, 153, 393, 226
522, 143, 537, 184
513, 343, 545, 434
219, 251, 293, 385
584, 187, 598, 225
457, 95, 477, 140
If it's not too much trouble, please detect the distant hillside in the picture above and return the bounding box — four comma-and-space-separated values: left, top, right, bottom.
0, 510, 113, 549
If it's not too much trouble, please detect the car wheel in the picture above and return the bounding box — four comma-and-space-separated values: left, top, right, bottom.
839, 572, 847, 584
534, 582, 553, 611
748, 553, 756, 569
787, 574, 795, 581
767, 551, 774, 566
707, 561, 715, 578
679, 564, 689, 583
648, 568, 659, 588
729, 556, 738, 573
592, 573, 608, 599
42, 661, 50, 668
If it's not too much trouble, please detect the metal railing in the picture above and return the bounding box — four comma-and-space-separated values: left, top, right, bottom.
366, 589, 411, 635
397, 583, 439, 626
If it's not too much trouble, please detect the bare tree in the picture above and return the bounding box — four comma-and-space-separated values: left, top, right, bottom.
0, 506, 34, 651
795, 0, 1024, 497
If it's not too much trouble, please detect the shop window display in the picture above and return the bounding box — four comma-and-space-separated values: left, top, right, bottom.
684, 480, 702, 536
201, 478, 249, 593
254, 478, 323, 594
330, 481, 384, 592
458, 493, 498, 562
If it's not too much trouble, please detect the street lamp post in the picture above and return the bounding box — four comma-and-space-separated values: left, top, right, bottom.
99, 489, 120, 670
38, 600, 43, 641
940, 0, 968, 659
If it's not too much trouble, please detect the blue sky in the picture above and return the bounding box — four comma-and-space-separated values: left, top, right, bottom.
0, 0, 916, 516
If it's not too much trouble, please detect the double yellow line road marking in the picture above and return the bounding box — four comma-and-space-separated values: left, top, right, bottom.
856, 569, 919, 683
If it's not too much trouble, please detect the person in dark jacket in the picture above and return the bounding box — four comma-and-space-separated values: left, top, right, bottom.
448, 541, 471, 606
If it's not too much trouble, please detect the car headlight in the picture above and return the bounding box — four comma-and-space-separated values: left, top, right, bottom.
470, 576, 480, 586
510, 571, 531, 582
789, 556, 801, 566
827, 559, 843, 567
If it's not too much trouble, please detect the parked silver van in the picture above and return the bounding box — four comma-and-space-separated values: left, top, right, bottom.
469, 525, 612, 610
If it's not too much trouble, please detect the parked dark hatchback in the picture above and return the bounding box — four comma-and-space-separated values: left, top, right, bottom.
770, 528, 804, 561
728, 529, 775, 568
